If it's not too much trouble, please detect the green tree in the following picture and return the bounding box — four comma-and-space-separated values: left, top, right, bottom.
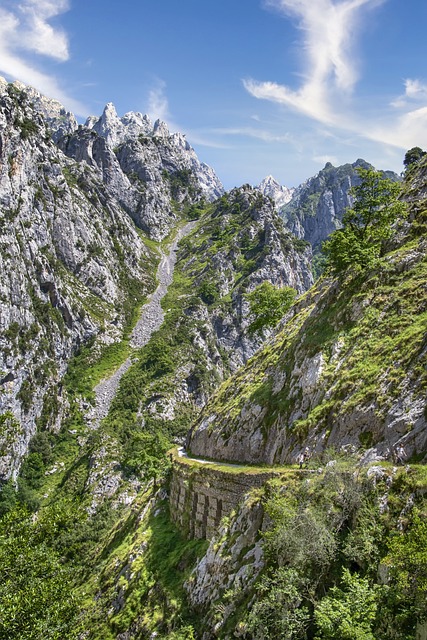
314, 569, 378, 640
403, 146, 426, 170
323, 168, 406, 274
384, 513, 427, 620
246, 281, 296, 334
246, 568, 310, 639
140, 338, 175, 377
198, 280, 219, 305
0, 507, 80, 639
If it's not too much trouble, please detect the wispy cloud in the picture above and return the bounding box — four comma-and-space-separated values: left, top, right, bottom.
245, 0, 427, 151
0, 0, 87, 115
212, 126, 295, 144
313, 154, 339, 165
246, 0, 383, 125
391, 78, 427, 109
146, 79, 170, 122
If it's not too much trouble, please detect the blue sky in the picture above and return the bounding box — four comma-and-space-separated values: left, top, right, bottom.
0, 0, 426, 189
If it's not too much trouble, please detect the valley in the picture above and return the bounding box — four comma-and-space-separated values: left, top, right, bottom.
0, 78, 426, 640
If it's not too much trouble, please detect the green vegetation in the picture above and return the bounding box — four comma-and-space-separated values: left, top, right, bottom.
323, 167, 406, 274
195, 165, 425, 453
14, 116, 39, 140
246, 281, 296, 334
2, 142, 427, 640
403, 146, 426, 171
232, 461, 427, 640
0, 506, 81, 639
162, 168, 200, 201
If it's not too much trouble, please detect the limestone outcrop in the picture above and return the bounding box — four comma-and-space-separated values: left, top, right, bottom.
257, 174, 294, 209
0, 81, 153, 478
187, 196, 427, 464
281, 159, 401, 249
82, 103, 224, 239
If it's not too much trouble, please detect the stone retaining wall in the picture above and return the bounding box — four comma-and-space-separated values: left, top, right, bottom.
169, 458, 280, 539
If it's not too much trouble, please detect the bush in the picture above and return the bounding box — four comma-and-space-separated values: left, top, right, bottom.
314, 569, 378, 640
198, 280, 219, 305
245, 281, 296, 334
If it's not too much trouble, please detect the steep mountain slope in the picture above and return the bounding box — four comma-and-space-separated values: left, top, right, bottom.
0, 84, 317, 640
188, 166, 427, 464
78, 103, 224, 239
81, 186, 313, 513
1, 78, 425, 640
0, 78, 225, 481
0, 81, 157, 479
0, 77, 314, 514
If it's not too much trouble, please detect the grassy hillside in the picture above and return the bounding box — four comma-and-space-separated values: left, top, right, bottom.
188, 168, 427, 465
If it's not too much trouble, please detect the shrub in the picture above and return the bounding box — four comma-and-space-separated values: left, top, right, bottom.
245, 281, 296, 334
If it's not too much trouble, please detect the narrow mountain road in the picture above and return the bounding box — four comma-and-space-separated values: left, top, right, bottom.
176, 446, 245, 468
85, 222, 196, 429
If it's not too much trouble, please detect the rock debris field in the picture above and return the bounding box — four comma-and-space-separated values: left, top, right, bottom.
86, 222, 196, 429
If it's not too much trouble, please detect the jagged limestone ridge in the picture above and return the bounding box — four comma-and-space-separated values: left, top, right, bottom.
0, 80, 156, 479
281, 159, 401, 250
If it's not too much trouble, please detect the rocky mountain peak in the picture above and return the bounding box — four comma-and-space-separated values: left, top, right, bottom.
121, 110, 152, 137
280, 159, 401, 251
258, 174, 294, 209
85, 102, 124, 147
0, 76, 78, 142
153, 118, 170, 137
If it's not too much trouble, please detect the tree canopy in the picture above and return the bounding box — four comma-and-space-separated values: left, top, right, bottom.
246, 281, 296, 334
403, 147, 426, 170
322, 167, 406, 275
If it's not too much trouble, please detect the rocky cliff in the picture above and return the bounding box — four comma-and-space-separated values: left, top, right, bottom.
0, 80, 161, 480
187, 166, 427, 465
2, 78, 426, 640
97, 185, 314, 495
80, 103, 224, 239
0, 79, 313, 484
257, 175, 294, 209
280, 159, 400, 251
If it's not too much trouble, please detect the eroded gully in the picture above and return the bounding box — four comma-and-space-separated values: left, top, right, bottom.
85, 221, 196, 429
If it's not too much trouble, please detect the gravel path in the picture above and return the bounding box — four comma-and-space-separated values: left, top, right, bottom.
86, 222, 196, 429
177, 446, 245, 468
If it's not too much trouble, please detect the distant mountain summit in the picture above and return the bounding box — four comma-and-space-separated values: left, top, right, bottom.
257, 175, 294, 209
80, 102, 224, 237
280, 160, 401, 250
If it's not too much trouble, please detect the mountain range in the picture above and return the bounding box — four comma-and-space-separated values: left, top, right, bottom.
0, 78, 426, 640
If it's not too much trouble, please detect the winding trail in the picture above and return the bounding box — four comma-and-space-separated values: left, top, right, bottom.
85, 222, 196, 429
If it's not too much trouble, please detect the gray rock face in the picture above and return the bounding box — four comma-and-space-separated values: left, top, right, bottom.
83, 103, 224, 239
187, 225, 427, 465
0, 80, 153, 479
180, 186, 313, 377
185, 492, 266, 637
0, 77, 78, 143
104, 186, 315, 475
281, 160, 401, 249
258, 174, 294, 209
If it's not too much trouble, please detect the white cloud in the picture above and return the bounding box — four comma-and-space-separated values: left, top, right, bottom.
248, 0, 383, 125
16, 0, 70, 61
213, 126, 294, 144
0, 1, 87, 116
245, 0, 427, 152
369, 105, 427, 150
391, 78, 427, 109
405, 79, 427, 101
147, 80, 170, 122
313, 154, 339, 165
